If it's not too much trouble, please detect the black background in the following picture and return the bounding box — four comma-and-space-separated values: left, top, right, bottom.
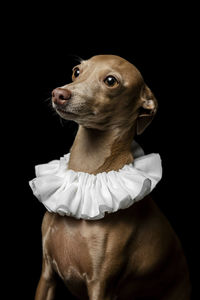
4, 6, 198, 299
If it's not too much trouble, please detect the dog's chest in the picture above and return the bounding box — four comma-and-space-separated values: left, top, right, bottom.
43, 216, 93, 285
43, 213, 134, 287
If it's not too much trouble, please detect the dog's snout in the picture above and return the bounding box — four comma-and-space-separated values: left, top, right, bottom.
52, 88, 71, 105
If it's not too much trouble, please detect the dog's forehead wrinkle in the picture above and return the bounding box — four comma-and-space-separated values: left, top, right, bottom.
87, 55, 142, 83
89, 55, 132, 67
80, 60, 87, 66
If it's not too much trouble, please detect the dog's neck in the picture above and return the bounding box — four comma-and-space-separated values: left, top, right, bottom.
68, 125, 134, 174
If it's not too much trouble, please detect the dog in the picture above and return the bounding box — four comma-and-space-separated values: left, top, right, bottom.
34, 55, 191, 299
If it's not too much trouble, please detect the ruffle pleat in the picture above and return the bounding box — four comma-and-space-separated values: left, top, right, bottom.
29, 141, 162, 220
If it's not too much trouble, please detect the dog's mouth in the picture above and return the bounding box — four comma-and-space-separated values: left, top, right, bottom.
56, 107, 78, 117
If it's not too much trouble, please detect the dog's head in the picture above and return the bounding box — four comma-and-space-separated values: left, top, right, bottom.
52, 55, 157, 134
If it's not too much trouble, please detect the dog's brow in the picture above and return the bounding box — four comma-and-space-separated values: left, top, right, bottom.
80, 60, 87, 66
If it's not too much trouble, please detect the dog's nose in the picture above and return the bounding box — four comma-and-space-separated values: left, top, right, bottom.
52, 88, 71, 105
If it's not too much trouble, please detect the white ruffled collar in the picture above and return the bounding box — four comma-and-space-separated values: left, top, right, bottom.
29, 141, 162, 220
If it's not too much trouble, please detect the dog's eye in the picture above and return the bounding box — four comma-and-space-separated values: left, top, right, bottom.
72, 67, 80, 79
104, 76, 118, 87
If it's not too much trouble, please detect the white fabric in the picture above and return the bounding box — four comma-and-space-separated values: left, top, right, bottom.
29, 141, 162, 220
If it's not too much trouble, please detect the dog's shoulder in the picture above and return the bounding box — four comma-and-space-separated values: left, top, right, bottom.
41, 211, 54, 236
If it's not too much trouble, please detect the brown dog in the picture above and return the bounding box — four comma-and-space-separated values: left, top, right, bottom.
34, 55, 191, 299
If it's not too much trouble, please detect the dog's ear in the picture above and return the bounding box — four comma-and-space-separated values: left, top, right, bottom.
136, 84, 158, 135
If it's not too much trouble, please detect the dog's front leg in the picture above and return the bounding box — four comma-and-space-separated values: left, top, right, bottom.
35, 257, 56, 300
87, 280, 114, 300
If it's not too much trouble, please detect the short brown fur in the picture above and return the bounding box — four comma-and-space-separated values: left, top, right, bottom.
35, 55, 191, 299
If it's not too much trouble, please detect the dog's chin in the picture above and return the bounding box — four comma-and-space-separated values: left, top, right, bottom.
56, 108, 79, 120
56, 107, 110, 130
55, 106, 95, 123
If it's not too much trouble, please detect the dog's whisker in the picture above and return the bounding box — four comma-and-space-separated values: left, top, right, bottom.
48, 102, 54, 109
44, 96, 52, 103
50, 107, 57, 115
59, 117, 64, 127
67, 54, 84, 63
